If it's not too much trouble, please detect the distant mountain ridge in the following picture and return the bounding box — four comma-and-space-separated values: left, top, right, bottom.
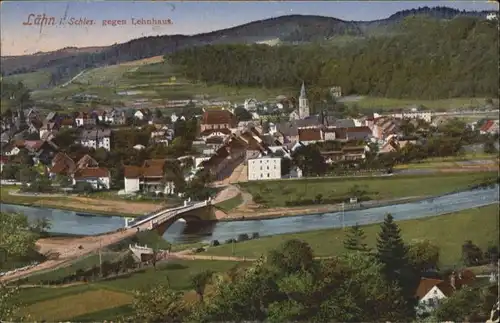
1, 6, 497, 85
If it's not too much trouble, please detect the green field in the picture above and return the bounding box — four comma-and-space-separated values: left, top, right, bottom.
240, 172, 497, 208
204, 204, 500, 267
215, 193, 243, 212
343, 96, 498, 111
3, 70, 52, 90
18, 259, 244, 322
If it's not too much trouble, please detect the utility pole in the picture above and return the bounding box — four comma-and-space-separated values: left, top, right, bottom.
232, 239, 235, 256
99, 239, 103, 277
341, 202, 345, 230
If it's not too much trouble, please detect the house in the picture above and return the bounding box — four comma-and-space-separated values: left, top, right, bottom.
78, 129, 112, 151
298, 128, 324, 144
0, 156, 8, 173
123, 159, 174, 195
480, 120, 500, 135
200, 110, 237, 132
7, 140, 59, 165
105, 109, 127, 125
73, 167, 110, 190
321, 146, 367, 164
247, 156, 281, 181
367, 117, 399, 140
199, 128, 232, 142
200, 137, 247, 181
244, 98, 257, 111
49, 152, 76, 178
75, 112, 97, 127
416, 270, 476, 315
76, 154, 99, 169
134, 109, 151, 121
344, 126, 372, 141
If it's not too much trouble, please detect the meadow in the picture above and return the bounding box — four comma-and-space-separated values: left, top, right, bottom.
18, 259, 246, 322
240, 171, 497, 208
203, 204, 500, 267
343, 96, 498, 111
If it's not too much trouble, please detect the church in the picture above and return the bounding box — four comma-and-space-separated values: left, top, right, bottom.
289, 82, 310, 121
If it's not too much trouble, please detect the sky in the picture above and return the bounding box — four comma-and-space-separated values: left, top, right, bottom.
1, 1, 498, 56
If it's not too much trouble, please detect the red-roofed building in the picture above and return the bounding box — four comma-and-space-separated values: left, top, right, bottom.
298, 128, 324, 144
200, 110, 237, 132
73, 167, 110, 189
480, 120, 499, 135
416, 270, 476, 315
123, 159, 175, 195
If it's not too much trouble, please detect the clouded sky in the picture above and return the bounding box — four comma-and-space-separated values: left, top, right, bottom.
1, 1, 498, 56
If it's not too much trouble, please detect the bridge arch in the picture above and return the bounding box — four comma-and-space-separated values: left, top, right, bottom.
152, 204, 220, 236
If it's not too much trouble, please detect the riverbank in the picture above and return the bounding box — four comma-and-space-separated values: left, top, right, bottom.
203, 204, 500, 267
218, 195, 429, 221
0, 186, 169, 217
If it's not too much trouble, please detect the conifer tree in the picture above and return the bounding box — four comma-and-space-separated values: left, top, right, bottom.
343, 223, 369, 252
376, 213, 419, 317
376, 213, 408, 280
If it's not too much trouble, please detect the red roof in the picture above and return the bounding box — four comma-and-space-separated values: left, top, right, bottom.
298, 128, 323, 142
480, 120, 495, 132
202, 110, 236, 125
50, 152, 76, 175
415, 278, 454, 299
345, 126, 372, 133
124, 159, 166, 179
74, 167, 109, 179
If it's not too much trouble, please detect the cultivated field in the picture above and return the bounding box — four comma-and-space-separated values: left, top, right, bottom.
239, 172, 497, 208
203, 203, 500, 267
343, 96, 499, 111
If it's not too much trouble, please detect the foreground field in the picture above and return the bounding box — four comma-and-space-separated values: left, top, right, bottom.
240, 172, 497, 208
19, 259, 245, 322
204, 204, 500, 267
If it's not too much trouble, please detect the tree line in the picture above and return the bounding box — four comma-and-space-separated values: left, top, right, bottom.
168, 16, 498, 100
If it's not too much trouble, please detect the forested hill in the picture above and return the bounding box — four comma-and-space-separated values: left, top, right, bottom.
169, 16, 499, 100
0, 5, 496, 83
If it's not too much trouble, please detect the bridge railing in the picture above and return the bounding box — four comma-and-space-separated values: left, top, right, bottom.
130, 200, 211, 228
150, 201, 210, 228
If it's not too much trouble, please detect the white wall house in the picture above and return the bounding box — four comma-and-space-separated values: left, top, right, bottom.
79, 129, 112, 151
417, 284, 448, 315
390, 111, 432, 123
248, 156, 281, 181
73, 167, 111, 190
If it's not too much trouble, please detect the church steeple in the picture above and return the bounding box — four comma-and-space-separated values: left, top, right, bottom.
300, 81, 306, 98
298, 81, 309, 119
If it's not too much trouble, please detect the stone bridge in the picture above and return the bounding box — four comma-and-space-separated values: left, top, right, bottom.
125, 198, 225, 235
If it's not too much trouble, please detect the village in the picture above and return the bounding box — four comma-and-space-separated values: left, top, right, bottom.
0, 82, 499, 200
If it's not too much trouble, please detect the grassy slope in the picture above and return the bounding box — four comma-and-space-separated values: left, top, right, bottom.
19, 259, 244, 321
343, 96, 499, 111
3, 70, 52, 90
240, 172, 497, 208
216, 193, 243, 212
204, 204, 500, 267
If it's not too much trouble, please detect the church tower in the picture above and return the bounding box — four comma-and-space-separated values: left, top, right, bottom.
298, 81, 309, 119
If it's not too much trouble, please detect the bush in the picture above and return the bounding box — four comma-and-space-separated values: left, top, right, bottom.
225, 238, 237, 244
237, 234, 249, 242
194, 247, 206, 253
210, 240, 220, 246
251, 232, 260, 239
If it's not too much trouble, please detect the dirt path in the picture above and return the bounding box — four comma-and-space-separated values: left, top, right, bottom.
213, 185, 240, 204
170, 252, 336, 262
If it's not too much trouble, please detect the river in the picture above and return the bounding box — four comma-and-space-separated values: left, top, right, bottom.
0, 186, 498, 244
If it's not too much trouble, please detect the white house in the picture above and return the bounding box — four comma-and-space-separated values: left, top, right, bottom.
78, 129, 112, 151
416, 278, 452, 315
244, 98, 257, 111
247, 156, 281, 181
73, 167, 110, 190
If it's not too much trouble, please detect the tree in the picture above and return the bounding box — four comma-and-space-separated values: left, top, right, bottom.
18, 166, 38, 185
462, 240, 484, 266
0, 212, 41, 268
376, 214, 417, 316
343, 223, 369, 252
0, 164, 20, 180
55, 174, 73, 188
14, 148, 33, 167
190, 270, 215, 302
407, 240, 440, 273
0, 284, 21, 322
267, 239, 315, 274
280, 157, 292, 176
291, 145, 326, 177
132, 282, 187, 323
53, 128, 79, 150
484, 140, 498, 154
233, 107, 253, 122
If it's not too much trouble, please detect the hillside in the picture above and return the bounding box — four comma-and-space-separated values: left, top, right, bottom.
1, 6, 496, 89
169, 16, 499, 100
